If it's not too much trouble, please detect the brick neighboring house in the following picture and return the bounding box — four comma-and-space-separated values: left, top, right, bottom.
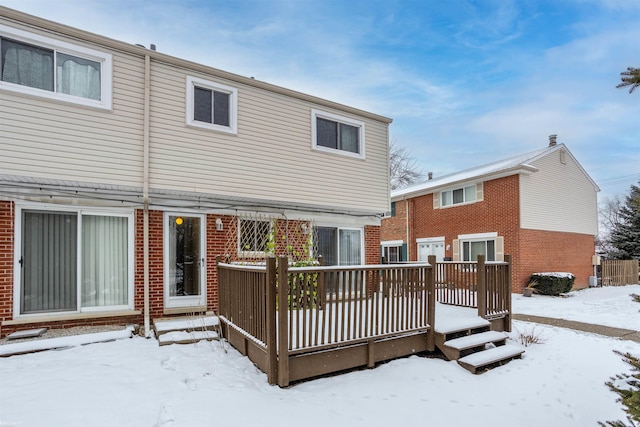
0, 7, 391, 338
381, 136, 599, 292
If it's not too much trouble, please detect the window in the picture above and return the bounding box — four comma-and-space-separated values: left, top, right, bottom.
390, 202, 396, 217
186, 76, 237, 134
453, 233, 503, 262
381, 240, 405, 263
0, 24, 112, 109
239, 219, 271, 255
17, 207, 133, 316
462, 240, 495, 262
314, 226, 362, 266
441, 184, 477, 207
312, 109, 365, 158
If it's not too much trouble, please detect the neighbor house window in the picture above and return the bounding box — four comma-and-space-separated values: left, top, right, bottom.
390, 202, 396, 217
314, 226, 362, 266
312, 109, 365, 158
462, 239, 495, 262
239, 219, 271, 255
0, 24, 112, 109
18, 207, 133, 316
381, 240, 405, 263
186, 76, 237, 134
441, 184, 477, 207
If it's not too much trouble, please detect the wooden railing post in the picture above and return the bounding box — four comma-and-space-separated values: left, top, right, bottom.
504, 254, 512, 332
476, 254, 487, 318
426, 255, 436, 351
277, 256, 290, 387
265, 256, 277, 385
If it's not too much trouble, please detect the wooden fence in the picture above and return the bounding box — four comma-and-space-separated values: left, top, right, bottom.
602, 259, 639, 286
434, 255, 512, 327
218, 256, 436, 387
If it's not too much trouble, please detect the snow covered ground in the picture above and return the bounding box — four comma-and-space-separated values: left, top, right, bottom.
1, 285, 639, 427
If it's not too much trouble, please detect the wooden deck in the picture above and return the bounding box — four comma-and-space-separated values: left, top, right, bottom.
217, 255, 517, 386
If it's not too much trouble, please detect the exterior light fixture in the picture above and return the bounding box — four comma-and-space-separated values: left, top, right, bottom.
216, 218, 223, 231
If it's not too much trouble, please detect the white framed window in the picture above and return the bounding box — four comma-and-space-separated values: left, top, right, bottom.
311, 109, 365, 159
453, 232, 503, 262
314, 226, 363, 266
238, 218, 271, 257
381, 240, 404, 263
14, 204, 134, 317
186, 76, 238, 134
0, 24, 113, 109
441, 184, 477, 207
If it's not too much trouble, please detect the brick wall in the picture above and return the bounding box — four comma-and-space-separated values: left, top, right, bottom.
364, 225, 381, 265
518, 229, 594, 290
380, 200, 408, 242
0, 201, 14, 330
411, 175, 521, 264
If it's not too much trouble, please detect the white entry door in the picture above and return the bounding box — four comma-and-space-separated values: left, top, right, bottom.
417, 241, 445, 262
164, 213, 206, 308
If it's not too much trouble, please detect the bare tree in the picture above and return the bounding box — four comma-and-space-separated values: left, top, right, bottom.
389, 140, 424, 190
597, 195, 623, 256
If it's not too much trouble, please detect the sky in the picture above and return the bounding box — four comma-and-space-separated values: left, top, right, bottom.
1, 285, 639, 426
1, 0, 639, 202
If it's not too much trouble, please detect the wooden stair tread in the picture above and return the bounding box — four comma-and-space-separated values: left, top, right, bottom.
434, 317, 490, 335
153, 316, 219, 335
458, 345, 524, 369
444, 331, 507, 350
158, 330, 219, 346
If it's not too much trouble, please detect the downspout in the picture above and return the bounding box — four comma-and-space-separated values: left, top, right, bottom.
405, 197, 410, 261
143, 54, 151, 337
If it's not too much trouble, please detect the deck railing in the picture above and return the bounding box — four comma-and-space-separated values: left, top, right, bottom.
434, 255, 512, 328
217, 256, 436, 387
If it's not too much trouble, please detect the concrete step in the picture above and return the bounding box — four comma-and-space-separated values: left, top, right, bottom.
153, 315, 220, 346
457, 344, 524, 374
157, 330, 219, 346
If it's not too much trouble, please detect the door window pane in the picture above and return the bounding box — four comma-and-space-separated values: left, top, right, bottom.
339, 229, 361, 266
22, 211, 77, 314
315, 227, 337, 266
169, 216, 201, 297
82, 215, 128, 307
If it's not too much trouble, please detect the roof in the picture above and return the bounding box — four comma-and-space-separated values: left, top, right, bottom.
0, 6, 392, 125
392, 143, 599, 201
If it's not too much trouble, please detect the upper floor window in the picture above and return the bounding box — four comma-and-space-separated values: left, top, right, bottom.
0, 24, 112, 109
441, 184, 477, 207
186, 76, 237, 134
390, 201, 396, 217
312, 109, 365, 159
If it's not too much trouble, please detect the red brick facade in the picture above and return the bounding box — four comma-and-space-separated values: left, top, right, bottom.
381, 175, 595, 292
0, 203, 381, 337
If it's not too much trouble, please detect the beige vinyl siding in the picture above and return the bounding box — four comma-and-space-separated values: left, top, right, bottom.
0, 20, 145, 187
147, 62, 389, 213
520, 149, 598, 235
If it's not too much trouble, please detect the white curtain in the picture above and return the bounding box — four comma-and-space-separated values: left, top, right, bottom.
1, 39, 54, 91
56, 52, 101, 100
340, 123, 359, 153
82, 215, 128, 307
339, 229, 361, 266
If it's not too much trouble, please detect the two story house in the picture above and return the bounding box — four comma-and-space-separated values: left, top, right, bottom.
0, 7, 391, 338
381, 136, 599, 292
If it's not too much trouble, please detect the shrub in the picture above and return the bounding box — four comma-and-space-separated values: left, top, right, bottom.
528, 272, 575, 296
600, 351, 640, 427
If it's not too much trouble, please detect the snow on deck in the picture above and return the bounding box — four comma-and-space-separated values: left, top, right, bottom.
434, 303, 489, 334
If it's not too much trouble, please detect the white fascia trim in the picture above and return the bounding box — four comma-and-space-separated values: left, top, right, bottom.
416, 236, 445, 243
185, 75, 238, 134
311, 109, 366, 160
381, 240, 404, 246
0, 23, 113, 110
458, 232, 498, 240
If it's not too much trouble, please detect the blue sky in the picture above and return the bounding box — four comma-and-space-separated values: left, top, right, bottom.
2, 0, 639, 201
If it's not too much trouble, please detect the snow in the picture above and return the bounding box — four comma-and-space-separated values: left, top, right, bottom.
531, 272, 575, 278
1, 286, 639, 427
154, 316, 219, 334
513, 284, 640, 329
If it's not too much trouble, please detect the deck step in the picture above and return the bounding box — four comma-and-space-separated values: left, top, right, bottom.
153, 315, 220, 346
444, 331, 507, 351
157, 330, 219, 346
457, 344, 524, 374
434, 316, 491, 335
